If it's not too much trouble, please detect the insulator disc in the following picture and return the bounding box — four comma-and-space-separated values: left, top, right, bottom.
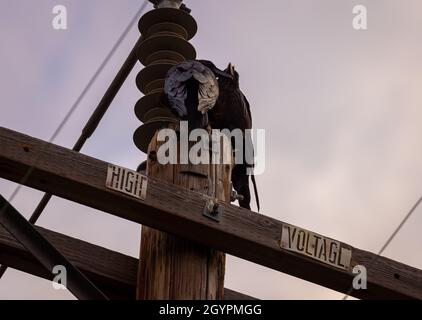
144, 79, 165, 94
135, 92, 165, 122
143, 107, 176, 123
139, 8, 197, 40
145, 22, 188, 40
133, 118, 178, 153
145, 50, 186, 66
136, 63, 174, 94
137, 35, 196, 66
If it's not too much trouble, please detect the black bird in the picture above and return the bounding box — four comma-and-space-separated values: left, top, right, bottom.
164, 60, 219, 130
164, 60, 260, 211
200, 60, 260, 211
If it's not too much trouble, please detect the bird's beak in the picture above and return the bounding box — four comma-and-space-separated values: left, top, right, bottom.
213, 66, 233, 79
228, 63, 236, 77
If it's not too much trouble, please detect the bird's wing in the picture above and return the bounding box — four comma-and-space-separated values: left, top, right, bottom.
164, 61, 196, 118
241, 92, 252, 127
164, 61, 219, 117
193, 66, 219, 114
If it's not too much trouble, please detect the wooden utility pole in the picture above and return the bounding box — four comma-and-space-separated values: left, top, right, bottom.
2, 0, 421, 302
137, 129, 231, 299
1, 126, 422, 300
132, 3, 231, 299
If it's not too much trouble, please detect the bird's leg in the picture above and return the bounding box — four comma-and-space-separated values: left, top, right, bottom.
237, 184, 251, 210
203, 112, 212, 134
231, 164, 252, 210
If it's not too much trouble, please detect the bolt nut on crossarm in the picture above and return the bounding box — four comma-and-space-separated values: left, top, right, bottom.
203, 199, 223, 222
230, 189, 245, 202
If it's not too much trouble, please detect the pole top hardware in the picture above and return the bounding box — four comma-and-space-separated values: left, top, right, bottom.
203, 199, 222, 222
149, 0, 191, 13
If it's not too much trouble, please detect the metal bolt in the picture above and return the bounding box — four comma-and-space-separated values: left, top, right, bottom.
203, 199, 222, 222
231, 190, 244, 202
148, 151, 157, 162
206, 199, 219, 215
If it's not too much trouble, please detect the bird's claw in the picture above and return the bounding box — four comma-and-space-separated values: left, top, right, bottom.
231, 189, 244, 202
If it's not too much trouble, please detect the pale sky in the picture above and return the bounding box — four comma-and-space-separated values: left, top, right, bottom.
1, 0, 422, 299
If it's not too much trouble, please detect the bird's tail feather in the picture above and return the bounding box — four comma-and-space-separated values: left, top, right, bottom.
251, 174, 260, 212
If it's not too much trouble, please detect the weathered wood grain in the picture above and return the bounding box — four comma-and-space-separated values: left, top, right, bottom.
0, 224, 136, 300
0, 224, 254, 300
137, 131, 228, 300
0, 126, 421, 299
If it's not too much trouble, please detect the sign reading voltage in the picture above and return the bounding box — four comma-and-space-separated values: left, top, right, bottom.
280, 223, 352, 270
106, 164, 147, 200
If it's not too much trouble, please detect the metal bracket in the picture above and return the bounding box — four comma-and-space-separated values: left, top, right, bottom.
203, 199, 223, 222
150, 0, 182, 9
149, 0, 191, 12
230, 189, 244, 203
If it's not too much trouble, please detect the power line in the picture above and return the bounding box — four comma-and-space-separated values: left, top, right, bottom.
377, 194, 422, 256
342, 193, 422, 299
0, 0, 149, 279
